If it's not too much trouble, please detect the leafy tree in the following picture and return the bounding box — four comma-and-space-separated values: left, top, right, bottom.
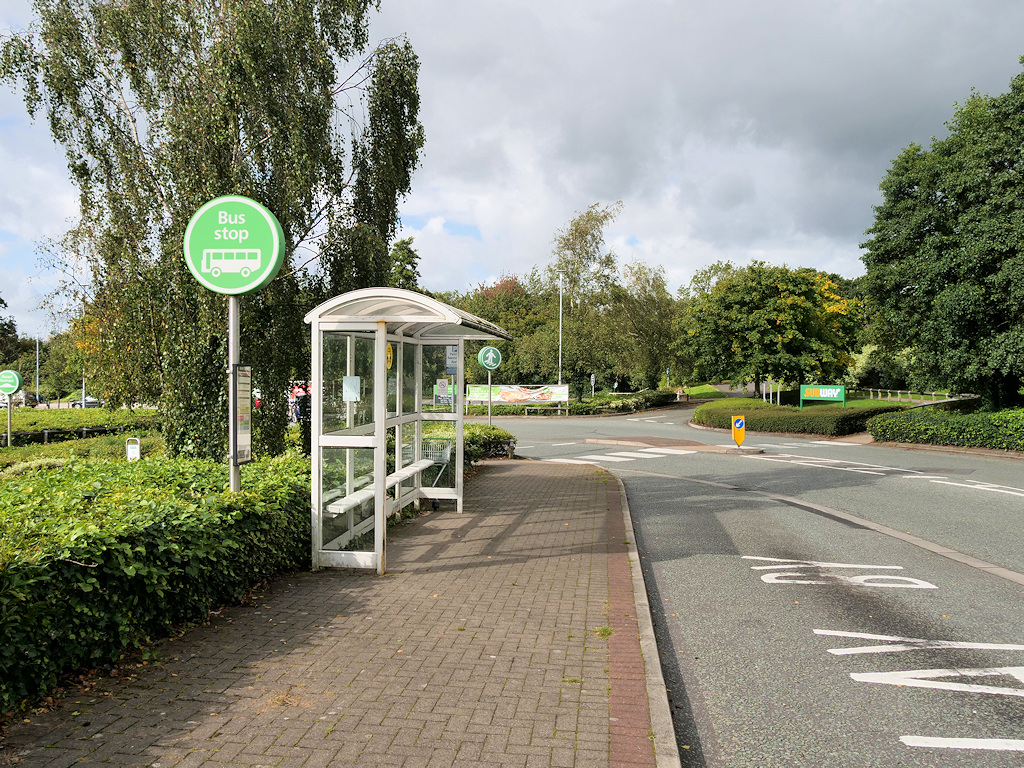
678, 261, 861, 392
0, 294, 18, 366
606, 261, 678, 390
38, 331, 81, 403
2, 0, 423, 457
862, 66, 1024, 406
388, 237, 422, 290
447, 274, 546, 385
536, 201, 623, 398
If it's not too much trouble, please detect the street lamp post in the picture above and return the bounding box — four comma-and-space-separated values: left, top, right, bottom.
557, 271, 564, 386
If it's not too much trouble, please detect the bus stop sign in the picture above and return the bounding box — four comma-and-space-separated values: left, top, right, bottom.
183, 195, 285, 295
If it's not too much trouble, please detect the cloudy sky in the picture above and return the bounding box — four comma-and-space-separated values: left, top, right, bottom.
4, 0, 1024, 338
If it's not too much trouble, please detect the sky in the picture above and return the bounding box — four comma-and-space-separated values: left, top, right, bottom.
4, 0, 1024, 339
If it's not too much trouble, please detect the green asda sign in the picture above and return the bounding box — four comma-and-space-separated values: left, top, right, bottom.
0, 370, 22, 396
183, 196, 285, 295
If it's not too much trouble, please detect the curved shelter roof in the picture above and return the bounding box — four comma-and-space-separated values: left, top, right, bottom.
305, 287, 511, 341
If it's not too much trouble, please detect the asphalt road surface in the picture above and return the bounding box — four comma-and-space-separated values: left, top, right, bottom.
494, 405, 1024, 767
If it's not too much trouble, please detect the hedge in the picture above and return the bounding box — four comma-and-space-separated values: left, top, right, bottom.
0, 430, 166, 471
0, 452, 310, 712
693, 398, 905, 436
1, 408, 160, 448
866, 408, 1024, 451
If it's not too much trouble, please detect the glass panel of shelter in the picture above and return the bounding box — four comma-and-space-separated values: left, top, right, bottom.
320, 331, 377, 554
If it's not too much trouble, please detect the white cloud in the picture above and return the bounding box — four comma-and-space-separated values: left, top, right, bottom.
4, 0, 1024, 330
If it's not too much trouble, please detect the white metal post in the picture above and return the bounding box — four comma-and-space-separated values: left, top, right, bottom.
310, 321, 322, 569
557, 271, 563, 386
456, 338, 465, 513
374, 321, 388, 574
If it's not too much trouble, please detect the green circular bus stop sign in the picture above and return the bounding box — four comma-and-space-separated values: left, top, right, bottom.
183, 196, 285, 295
0, 370, 22, 396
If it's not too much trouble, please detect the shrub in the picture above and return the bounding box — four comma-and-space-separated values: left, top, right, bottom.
867, 408, 1024, 450
0, 452, 310, 712
1, 408, 160, 447
693, 398, 905, 436
422, 423, 516, 465
0, 430, 166, 470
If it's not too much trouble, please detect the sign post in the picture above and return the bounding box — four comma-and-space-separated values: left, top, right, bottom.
732, 415, 746, 448
477, 347, 502, 426
0, 370, 22, 448
183, 196, 284, 491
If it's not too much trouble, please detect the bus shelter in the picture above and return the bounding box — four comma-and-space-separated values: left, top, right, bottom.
305, 288, 511, 573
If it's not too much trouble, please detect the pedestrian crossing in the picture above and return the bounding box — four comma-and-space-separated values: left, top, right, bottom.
545, 446, 696, 465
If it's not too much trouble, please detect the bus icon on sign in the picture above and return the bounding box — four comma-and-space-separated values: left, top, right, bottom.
202, 249, 262, 278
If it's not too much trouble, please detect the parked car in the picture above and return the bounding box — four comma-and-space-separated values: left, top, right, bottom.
70, 396, 103, 408
12, 390, 41, 406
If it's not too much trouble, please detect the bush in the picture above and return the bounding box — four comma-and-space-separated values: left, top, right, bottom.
0, 452, 310, 712
0, 430, 166, 470
1, 408, 160, 447
867, 408, 1024, 450
693, 398, 905, 436
422, 423, 516, 465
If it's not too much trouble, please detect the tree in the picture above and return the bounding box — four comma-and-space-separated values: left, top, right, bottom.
388, 237, 422, 290
678, 261, 861, 392
606, 261, 678, 390
0, 294, 18, 366
2, 0, 424, 457
862, 65, 1024, 406
534, 201, 623, 398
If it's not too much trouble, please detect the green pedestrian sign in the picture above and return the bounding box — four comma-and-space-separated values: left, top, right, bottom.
0, 370, 22, 396
477, 346, 502, 371
183, 195, 285, 295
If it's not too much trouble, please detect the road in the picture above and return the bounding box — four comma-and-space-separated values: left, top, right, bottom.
492, 405, 1024, 767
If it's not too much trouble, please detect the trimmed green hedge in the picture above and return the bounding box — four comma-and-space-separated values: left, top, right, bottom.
693, 398, 905, 436
0, 453, 310, 712
0, 430, 166, 471
1, 408, 160, 447
867, 408, 1024, 451
422, 423, 516, 464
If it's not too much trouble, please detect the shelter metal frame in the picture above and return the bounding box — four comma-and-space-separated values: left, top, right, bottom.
305, 288, 511, 574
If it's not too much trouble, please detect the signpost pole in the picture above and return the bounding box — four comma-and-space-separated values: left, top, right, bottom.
487, 370, 492, 427
0, 370, 24, 447
228, 295, 240, 493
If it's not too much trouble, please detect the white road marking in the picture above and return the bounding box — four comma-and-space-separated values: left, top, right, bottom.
745, 557, 903, 571
900, 736, 1024, 751
761, 572, 935, 588
606, 451, 659, 459
574, 454, 633, 463
814, 629, 1024, 656
851, 666, 1024, 697
929, 480, 1024, 498
746, 455, 887, 475
811, 440, 857, 446
638, 447, 697, 455
552, 442, 577, 446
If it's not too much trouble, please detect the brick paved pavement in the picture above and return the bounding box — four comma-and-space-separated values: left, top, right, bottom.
3, 460, 676, 767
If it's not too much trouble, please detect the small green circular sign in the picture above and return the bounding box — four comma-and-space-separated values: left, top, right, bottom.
477, 347, 502, 371
183, 196, 285, 295
0, 370, 22, 396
